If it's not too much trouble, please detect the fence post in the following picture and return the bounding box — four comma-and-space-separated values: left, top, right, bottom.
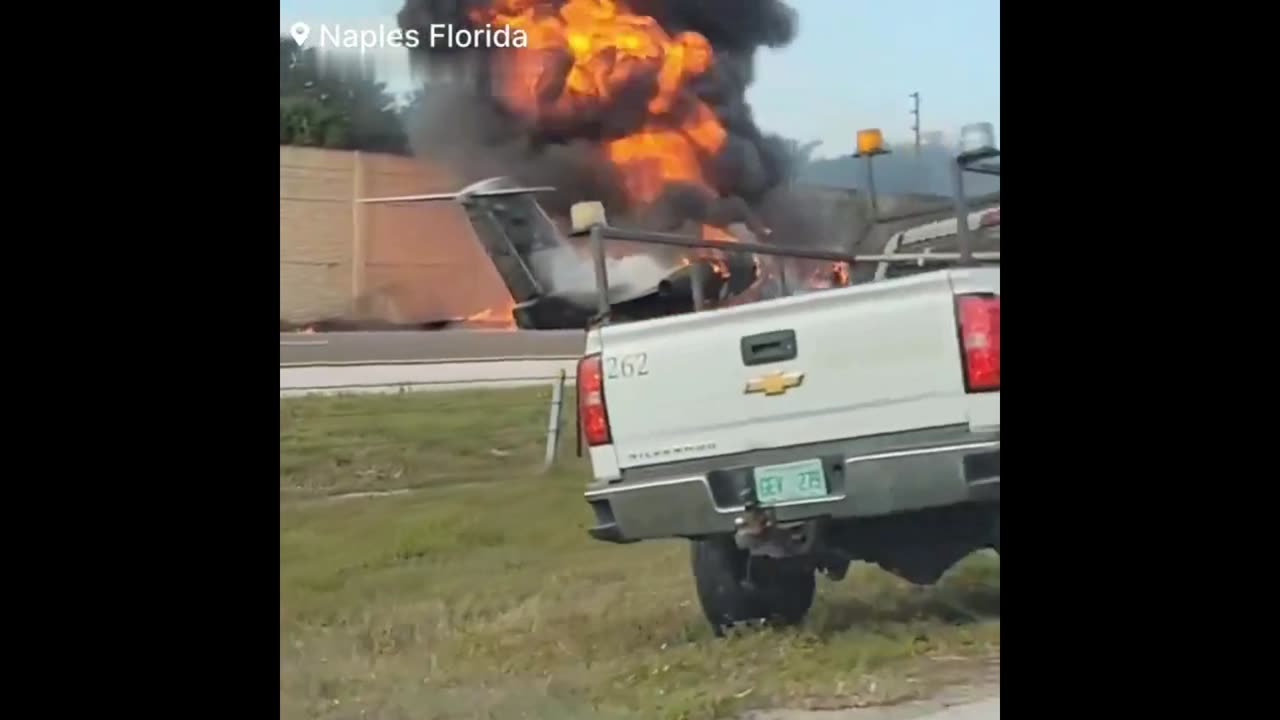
543, 369, 567, 472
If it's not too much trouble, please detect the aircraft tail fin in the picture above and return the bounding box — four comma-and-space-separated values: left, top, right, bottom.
360, 178, 562, 305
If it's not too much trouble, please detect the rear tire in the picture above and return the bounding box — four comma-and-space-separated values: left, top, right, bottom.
690, 535, 816, 636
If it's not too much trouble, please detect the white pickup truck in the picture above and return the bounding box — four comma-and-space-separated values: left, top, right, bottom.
575, 265, 1000, 634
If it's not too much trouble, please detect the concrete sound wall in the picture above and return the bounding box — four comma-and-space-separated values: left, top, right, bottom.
279, 146, 512, 325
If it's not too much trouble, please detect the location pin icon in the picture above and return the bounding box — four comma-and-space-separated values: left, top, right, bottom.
290, 22, 311, 47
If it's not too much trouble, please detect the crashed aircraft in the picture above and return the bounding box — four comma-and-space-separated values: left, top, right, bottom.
360, 177, 762, 330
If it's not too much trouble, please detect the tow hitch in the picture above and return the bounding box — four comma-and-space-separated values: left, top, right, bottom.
732, 487, 850, 580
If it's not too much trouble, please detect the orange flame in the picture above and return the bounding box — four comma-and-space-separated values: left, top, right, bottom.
464, 298, 517, 330
803, 261, 852, 290
472, 0, 727, 206
833, 262, 850, 286
698, 225, 736, 276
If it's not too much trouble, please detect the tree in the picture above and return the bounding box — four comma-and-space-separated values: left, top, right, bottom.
279, 37, 409, 154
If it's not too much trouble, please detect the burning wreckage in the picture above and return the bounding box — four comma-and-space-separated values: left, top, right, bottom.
371, 0, 850, 330
364, 178, 779, 328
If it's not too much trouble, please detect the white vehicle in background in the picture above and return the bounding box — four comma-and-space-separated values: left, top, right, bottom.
575, 125, 1001, 634
875, 204, 999, 280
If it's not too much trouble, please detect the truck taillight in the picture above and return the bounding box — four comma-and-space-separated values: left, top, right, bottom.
577, 354, 612, 446
956, 294, 1000, 392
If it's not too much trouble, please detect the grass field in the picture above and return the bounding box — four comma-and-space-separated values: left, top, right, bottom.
280, 388, 999, 720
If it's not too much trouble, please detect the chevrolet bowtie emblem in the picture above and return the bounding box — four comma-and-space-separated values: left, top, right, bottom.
745, 370, 805, 396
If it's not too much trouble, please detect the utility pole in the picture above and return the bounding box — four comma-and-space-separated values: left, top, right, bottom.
909, 92, 921, 156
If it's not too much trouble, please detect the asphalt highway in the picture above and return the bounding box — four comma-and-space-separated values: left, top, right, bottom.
279, 330, 586, 366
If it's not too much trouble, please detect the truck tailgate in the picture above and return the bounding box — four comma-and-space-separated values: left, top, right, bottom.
596, 269, 986, 470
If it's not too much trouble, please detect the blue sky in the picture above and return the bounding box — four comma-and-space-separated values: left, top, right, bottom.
279, 0, 1000, 159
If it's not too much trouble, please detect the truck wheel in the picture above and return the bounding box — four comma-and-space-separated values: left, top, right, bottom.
690, 535, 816, 636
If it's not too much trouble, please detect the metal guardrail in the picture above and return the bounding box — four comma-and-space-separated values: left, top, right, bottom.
279, 330, 588, 365
280, 355, 582, 369
280, 376, 574, 393
280, 358, 578, 396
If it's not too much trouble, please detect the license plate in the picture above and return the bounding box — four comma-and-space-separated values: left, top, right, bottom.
752, 458, 828, 505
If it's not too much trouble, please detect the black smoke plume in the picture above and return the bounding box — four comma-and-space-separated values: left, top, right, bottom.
397, 0, 828, 246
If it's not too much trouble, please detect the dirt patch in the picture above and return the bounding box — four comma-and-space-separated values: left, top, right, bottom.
743, 679, 997, 720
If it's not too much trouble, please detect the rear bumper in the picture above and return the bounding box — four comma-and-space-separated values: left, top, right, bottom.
585, 426, 999, 543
